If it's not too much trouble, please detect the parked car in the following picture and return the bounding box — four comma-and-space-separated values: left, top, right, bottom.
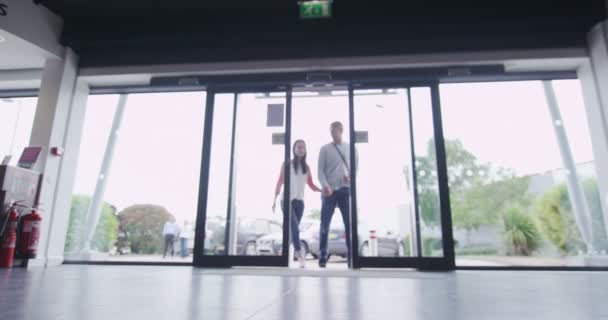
257, 220, 406, 259
207, 217, 282, 255
201, 217, 225, 254
256, 219, 317, 256
356, 225, 407, 257
307, 224, 406, 258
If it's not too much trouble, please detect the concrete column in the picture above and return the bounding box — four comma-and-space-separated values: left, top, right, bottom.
28, 49, 79, 267
582, 20, 608, 236
43, 80, 90, 263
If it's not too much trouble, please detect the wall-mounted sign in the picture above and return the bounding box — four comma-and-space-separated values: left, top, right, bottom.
0, 3, 8, 17
299, 1, 331, 19
272, 133, 285, 145
355, 131, 368, 143
267, 104, 284, 127
17, 146, 43, 169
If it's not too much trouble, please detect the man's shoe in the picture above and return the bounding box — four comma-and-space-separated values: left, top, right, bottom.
319, 260, 327, 268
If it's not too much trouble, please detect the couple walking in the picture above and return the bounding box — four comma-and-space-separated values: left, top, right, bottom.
273, 121, 356, 268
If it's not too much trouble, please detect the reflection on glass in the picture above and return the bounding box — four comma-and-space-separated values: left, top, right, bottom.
353, 89, 413, 257
411, 87, 444, 257
205, 92, 286, 256
232, 93, 285, 256
203, 94, 234, 255
440, 80, 606, 267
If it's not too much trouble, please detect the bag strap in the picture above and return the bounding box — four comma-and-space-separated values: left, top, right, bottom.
333, 143, 350, 171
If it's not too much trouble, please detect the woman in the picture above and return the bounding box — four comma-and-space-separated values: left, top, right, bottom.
273, 140, 321, 268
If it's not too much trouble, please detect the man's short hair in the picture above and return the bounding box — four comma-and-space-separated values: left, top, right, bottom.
330, 121, 343, 130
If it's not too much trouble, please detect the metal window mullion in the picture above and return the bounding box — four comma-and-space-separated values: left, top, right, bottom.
224, 93, 239, 255
406, 88, 423, 257
348, 84, 360, 269
430, 83, 456, 269
281, 88, 293, 266
194, 91, 216, 266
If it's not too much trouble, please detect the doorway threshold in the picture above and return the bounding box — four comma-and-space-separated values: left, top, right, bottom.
195, 267, 447, 279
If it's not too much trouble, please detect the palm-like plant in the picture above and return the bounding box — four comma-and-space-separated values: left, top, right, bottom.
502, 206, 541, 256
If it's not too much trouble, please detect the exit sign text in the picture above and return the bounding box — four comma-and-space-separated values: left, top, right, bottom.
299, 1, 331, 19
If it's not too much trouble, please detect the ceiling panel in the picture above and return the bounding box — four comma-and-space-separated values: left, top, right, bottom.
0, 30, 48, 71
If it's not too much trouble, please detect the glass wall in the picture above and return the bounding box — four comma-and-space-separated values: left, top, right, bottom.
0, 97, 37, 165
440, 80, 607, 267
64, 92, 205, 262
59, 75, 606, 270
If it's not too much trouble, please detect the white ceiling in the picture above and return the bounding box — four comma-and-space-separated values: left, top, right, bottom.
0, 29, 48, 71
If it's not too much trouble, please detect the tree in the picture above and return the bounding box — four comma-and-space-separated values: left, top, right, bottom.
415, 139, 530, 246
416, 139, 493, 228
454, 175, 530, 243
118, 204, 175, 254
64, 195, 118, 253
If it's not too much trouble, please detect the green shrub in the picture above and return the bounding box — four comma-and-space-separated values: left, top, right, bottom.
502, 205, 540, 256
401, 236, 411, 256
64, 195, 118, 253
422, 237, 443, 256
535, 185, 585, 254
582, 179, 608, 251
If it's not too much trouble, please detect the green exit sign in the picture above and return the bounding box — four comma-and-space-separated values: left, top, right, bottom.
299, 1, 332, 19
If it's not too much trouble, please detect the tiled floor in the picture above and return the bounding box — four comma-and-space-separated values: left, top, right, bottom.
1, 266, 607, 320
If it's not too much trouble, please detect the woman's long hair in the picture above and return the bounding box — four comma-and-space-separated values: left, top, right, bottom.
292, 140, 308, 175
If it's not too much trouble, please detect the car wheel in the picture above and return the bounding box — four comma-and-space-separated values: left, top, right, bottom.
360, 242, 370, 257
245, 242, 257, 255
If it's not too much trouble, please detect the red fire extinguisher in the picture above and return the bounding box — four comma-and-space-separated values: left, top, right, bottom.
18, 206, 42, 259
0, 203, 21, 268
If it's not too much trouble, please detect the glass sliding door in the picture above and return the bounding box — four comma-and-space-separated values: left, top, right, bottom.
350, 83, 454, 270
194, 83, 454, 270
290, 86, 351, 269
195, 88, 291, 267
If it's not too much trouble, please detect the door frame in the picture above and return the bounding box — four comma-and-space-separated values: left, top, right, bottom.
192, 75, 456, 270
193, 85, 294, 268
346, 81, 455, 270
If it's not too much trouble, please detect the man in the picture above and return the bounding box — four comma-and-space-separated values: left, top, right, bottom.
317, 121, 357, 268
162, 217, 179, 258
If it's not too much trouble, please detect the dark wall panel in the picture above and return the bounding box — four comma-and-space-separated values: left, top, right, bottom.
37, 0, 607, 67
